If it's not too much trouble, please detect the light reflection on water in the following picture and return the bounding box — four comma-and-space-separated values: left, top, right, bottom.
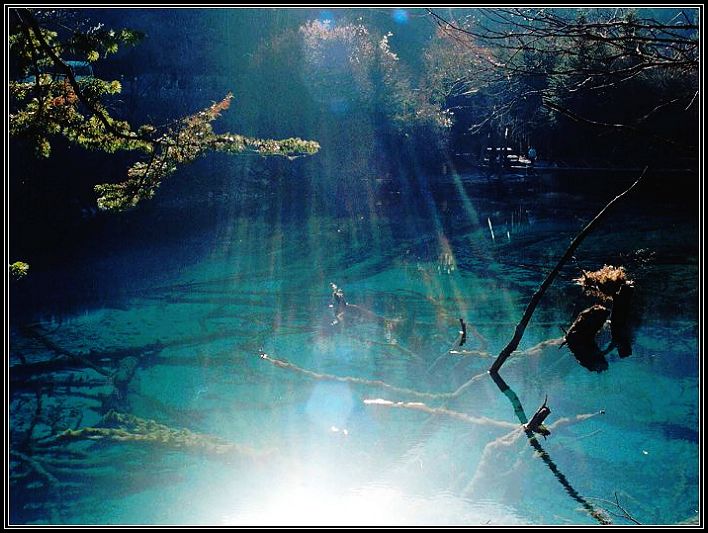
9, 172, 699, 525
220, 484, 525, 526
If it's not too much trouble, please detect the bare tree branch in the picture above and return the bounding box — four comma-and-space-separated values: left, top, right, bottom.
490, 168, 647, 374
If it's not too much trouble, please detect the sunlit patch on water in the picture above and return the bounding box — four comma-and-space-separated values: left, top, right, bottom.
219, 483, 526, 526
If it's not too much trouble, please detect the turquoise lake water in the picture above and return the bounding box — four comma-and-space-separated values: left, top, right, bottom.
9, 168, 699, 525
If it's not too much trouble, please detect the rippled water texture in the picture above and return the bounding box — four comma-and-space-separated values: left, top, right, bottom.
9, 170, 699, 525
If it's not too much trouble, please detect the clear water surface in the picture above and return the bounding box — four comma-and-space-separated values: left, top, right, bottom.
9, 165, 699, 525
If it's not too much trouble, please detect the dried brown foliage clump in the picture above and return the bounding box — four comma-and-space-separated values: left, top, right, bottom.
574, 265, 632, 301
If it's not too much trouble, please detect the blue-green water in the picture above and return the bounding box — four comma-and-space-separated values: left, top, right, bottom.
9, 170, 699, 525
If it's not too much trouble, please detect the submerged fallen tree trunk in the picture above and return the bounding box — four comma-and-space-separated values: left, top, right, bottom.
37, 411, 267, 459
489, 167, 648, 374
21, 326, 111, 377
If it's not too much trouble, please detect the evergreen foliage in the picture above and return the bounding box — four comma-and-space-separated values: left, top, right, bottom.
9, 9, 320, 212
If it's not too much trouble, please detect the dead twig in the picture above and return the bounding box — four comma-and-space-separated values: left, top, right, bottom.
586, 493, 642, 524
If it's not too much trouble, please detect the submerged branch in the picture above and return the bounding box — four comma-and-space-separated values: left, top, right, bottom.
39, 411, 266, 459
490, 373, 610, 524
259, 336, 566, 402
258, 350, 464, 400
11, 451, 59, 486
363, 398, 518, 430
21, 326, 111, 377
368, 376, 610, 524
586, 493, 642, 525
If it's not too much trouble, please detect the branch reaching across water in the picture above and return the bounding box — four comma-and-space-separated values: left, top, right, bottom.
489, 167, 648, 374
